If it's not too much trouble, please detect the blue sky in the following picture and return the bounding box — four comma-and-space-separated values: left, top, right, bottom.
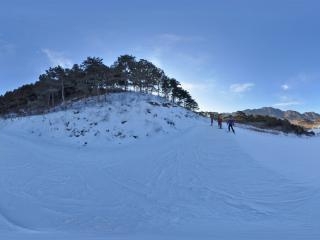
1, 0, 320, 113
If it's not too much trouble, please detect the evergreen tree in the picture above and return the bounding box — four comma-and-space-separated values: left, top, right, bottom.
169, 78, 181, 103
161, 76, 171, 99
0, 54, 200, 116
81, 57, 109, 99
112, 55, 136, 91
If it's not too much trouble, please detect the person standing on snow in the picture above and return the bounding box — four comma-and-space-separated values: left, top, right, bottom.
210, 112, 214, 126
218, 114, 223, 129
227, 116, 235, 133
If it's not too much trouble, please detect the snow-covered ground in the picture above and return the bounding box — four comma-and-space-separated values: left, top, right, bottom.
312, 127, 320, 135
1, 93, 320, 239
0, 93, 199, 147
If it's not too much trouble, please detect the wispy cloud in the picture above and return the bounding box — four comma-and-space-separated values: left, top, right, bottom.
181, 81, 214, 91
142, 33, 208, 74
157, 33, 184, 45
42, 48, 73, 68
229, 83, 254, 93
288, 72, 320, 85
281, 84, 289, 90
273, 95, 302, 108
0, 38, 15, 55
156, 33, 205, 46
273, 101, 301, 107
145, 49, 163, 68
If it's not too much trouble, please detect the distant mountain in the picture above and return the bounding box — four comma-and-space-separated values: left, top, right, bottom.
242, 107, 320, 129
242, 107, 284, 119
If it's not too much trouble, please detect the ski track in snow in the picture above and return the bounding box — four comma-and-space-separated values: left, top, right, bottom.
0, 93, 320, 239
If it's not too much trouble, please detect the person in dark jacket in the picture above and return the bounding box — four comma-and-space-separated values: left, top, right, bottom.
218, 114, 223, 129
210, 113, 214, 126
227, 116, 235, 133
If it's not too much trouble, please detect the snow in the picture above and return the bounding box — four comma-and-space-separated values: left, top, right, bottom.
312, 127, 320, 135
235, 127, 320, 186
1, 92, 320, 239
0, 93, 198, 147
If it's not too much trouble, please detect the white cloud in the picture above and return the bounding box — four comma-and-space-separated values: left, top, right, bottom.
281, 84, 289, 90
273, 101, 301, 107
279, 95, 290, 102
138, 33, 208, 74
42, 48, 73, 68
0, 38, 15, 55
181, 82, 212, 91
273, 95, 302, 108
158, 33, 184, 44
229, 83, 254, 93
145, 49, 163, 68
288, 72, 320, 84
156, 33, 204, 46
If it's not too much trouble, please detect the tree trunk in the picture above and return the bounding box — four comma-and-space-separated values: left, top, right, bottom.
52, 93, 54, 106
61, 78, 65, 105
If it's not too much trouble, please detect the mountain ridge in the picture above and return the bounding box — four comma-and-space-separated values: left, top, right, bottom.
242, 107, 320, 129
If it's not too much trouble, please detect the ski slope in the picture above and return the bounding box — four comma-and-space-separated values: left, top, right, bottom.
0, 93, 320, 239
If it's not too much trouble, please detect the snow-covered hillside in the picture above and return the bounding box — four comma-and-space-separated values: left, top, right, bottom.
0, 93, 200, 147
1, 92, 320, 240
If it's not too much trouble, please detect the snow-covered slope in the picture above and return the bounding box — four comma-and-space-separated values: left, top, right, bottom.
1, 93, 320, 240
0, 93, 200, 146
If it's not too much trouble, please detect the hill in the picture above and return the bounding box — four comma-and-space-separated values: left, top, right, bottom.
201, 110, 316, 136
0, 92, 200, 146
243, 107, 320, 129
0, 55, 198, 118
232, 111, 315, 136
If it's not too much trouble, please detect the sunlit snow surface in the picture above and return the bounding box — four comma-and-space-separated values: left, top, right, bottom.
1, 93, 320, 239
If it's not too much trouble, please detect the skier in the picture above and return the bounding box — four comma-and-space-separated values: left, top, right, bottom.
210, 112, 214, 126
218, 114, 223, 129
227, 116, 235, 133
